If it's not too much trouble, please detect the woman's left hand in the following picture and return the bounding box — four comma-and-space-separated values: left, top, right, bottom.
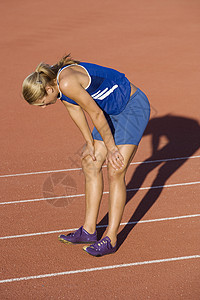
106, 146, 124, 170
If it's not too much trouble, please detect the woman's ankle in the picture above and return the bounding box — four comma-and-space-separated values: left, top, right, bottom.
106, 232, 117, 247
83, 224, 96, 235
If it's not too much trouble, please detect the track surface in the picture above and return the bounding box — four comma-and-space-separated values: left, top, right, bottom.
0, 0, 200, 299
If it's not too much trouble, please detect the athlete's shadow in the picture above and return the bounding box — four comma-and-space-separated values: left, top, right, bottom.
97, 114, 200, 249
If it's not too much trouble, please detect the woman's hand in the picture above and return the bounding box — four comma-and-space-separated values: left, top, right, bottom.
81, 142, 96, 161
106, 146, 124, 170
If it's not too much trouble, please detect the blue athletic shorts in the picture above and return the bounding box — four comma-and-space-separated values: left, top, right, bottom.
92, 88, 150, 145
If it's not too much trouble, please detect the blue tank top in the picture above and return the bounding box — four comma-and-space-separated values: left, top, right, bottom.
57, 62, 131, 115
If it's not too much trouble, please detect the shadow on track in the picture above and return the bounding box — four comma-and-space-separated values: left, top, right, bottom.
97, 114, 200, 249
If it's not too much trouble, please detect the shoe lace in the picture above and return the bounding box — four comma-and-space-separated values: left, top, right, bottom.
68, 227, 81, 237
98, 240, 108, 247
90, 238, 109, 250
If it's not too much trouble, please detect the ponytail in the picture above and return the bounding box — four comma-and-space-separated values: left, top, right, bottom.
51, 53, 80, 74
22, 53, 80, 104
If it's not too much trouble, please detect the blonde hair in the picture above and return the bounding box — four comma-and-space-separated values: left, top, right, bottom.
22, 54, 80, 104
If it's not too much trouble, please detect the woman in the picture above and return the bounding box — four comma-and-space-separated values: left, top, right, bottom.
22, 54, 150, 257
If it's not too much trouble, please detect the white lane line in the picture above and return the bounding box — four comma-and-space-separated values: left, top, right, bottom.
0, 214, 199, 240
0, 155, 200, 178
0, 255, 199, 284
1, 181, 200, 206
0, 193, 85, 205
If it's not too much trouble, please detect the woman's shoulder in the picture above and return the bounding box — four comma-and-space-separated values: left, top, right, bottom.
59, 68, 78, 88
59, 64, 90, 90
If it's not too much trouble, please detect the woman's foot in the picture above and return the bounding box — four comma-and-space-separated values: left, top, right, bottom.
83, 236, 117, 257
58, 226, 97, 244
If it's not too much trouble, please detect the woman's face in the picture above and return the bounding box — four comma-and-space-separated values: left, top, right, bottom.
33, 86, 59, 108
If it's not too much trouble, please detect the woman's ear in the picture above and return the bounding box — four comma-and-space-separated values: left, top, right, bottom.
46, 86, 54, 95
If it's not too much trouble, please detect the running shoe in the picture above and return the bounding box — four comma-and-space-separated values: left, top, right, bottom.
83, 236, 117, 257
58, 226, 97, 244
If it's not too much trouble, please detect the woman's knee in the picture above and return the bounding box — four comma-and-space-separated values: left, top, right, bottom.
107, 164, 127, 181
81, 155, 103, 176
108, 144, 138, 181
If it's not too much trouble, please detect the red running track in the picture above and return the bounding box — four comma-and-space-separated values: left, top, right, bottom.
0, 0, 200, 299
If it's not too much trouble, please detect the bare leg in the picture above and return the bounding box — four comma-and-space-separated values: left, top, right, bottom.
106, 144, 138, 246
82, 140, 107, 234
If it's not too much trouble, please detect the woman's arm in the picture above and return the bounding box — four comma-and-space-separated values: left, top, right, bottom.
62, 100, 96, 160
60, 74, 116, 151
62, 100, 93, 144
59, 71, 124, 169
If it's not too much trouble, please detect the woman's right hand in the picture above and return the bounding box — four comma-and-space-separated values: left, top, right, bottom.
81, 141, 96, 161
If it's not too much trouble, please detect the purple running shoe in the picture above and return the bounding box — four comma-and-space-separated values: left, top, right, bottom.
58, 226, 97, 244
83, 236, 117, 257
